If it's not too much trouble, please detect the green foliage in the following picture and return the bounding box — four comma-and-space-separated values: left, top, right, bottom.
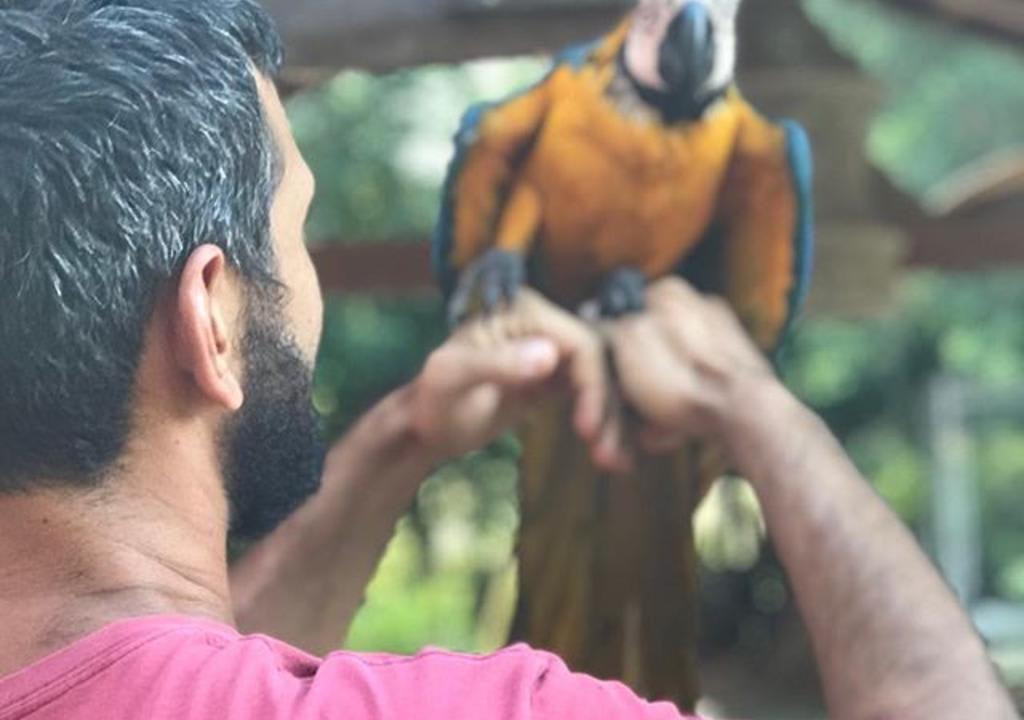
803, 0, 1024, 197
977, 426, 1024, 602
288, 72, 433, 241
344, 520, 480, 654
347, 445, 522, 654
784, 273, 1024, 529
314, 296, 446, 436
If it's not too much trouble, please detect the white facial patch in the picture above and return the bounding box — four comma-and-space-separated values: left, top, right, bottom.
704, 0, 740, 96
626, 0, 684, 91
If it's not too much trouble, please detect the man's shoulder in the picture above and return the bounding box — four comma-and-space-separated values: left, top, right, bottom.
0, 616, 694, 720
190, 631, 692, 720
313, 644, 691, 720
301, 643, 564, 717
0, 615, 318, 720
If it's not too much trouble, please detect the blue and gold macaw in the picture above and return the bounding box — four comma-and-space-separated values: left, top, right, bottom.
433, 0, 813, 710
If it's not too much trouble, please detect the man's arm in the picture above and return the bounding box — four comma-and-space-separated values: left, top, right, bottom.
608, 280, 1018, 720
231, 291, 621, 654
737, 381, 1015, 719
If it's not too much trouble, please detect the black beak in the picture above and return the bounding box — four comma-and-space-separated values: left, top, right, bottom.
658, 2, 715, 102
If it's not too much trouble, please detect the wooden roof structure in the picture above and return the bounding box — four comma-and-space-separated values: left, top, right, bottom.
262, 0, 1024, 309
264, 0, 1024, 78
906, 148, 1024, 271
876, 0, 1024, 48
266, 0, 630, 84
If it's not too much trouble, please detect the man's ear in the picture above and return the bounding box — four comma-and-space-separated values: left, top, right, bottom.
174, 245, 245, 411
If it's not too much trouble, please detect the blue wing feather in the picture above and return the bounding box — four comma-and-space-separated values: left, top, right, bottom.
677, 119, 814, 356
780, 119, 815, 341
432, 37, 604, 300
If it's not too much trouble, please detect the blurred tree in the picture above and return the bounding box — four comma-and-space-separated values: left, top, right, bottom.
803, 0, 1024, 198
288, 72, 431, 241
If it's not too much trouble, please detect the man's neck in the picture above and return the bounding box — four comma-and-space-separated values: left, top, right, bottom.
0, 473, 233, 677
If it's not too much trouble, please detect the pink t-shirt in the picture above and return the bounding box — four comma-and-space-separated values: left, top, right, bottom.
0, 616, 701, 720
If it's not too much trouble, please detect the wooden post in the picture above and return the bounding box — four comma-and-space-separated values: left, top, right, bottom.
924, 376, 984, 605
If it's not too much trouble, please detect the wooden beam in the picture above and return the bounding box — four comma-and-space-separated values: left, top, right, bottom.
264, 0, 629, 76
310, 209, 1024, 300
267, 0, 1022, 85
311, 241, 436, 296
905, 214, 1024, 270
875, 0, 1024, 47
925, 148, 1024, 216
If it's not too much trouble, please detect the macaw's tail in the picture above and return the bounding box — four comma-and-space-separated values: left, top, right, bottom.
511, 399, 723, 711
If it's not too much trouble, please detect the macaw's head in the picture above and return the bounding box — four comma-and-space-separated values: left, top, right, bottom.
623, 0, 741, 119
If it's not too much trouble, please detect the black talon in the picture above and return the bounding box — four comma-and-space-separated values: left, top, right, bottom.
448, 249, 527, 326
598, 268, 647, 317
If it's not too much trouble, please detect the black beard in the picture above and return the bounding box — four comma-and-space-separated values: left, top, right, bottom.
222, 287, 324, 546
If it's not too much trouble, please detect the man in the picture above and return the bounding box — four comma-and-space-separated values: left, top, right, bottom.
0, 1, 1015, 719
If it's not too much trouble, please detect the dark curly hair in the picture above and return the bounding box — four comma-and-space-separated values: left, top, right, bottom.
0, 0, 285, 489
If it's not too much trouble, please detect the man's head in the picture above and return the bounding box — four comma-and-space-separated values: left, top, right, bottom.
0, 1, 324, 541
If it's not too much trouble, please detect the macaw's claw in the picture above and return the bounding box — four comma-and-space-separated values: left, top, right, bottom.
448, 249, 527, 326
598, 268, 647, 318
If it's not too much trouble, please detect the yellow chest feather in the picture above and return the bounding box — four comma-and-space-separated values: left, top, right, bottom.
521, 67, 743, 297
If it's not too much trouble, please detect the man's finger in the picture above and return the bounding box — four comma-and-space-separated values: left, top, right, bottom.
591, 408, 634, 474
490, 290, 611, 441
646, 277, 701, 309
425, 337, 560, 394
607, 314, 702, 429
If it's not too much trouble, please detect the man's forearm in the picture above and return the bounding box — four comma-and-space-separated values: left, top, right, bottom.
730, 380, 1017, 719
231, 385, 432, 655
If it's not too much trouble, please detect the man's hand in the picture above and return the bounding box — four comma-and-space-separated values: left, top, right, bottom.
408, 288, 628, 470
604, 278, 1018, 719
605, 278, 777, 462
